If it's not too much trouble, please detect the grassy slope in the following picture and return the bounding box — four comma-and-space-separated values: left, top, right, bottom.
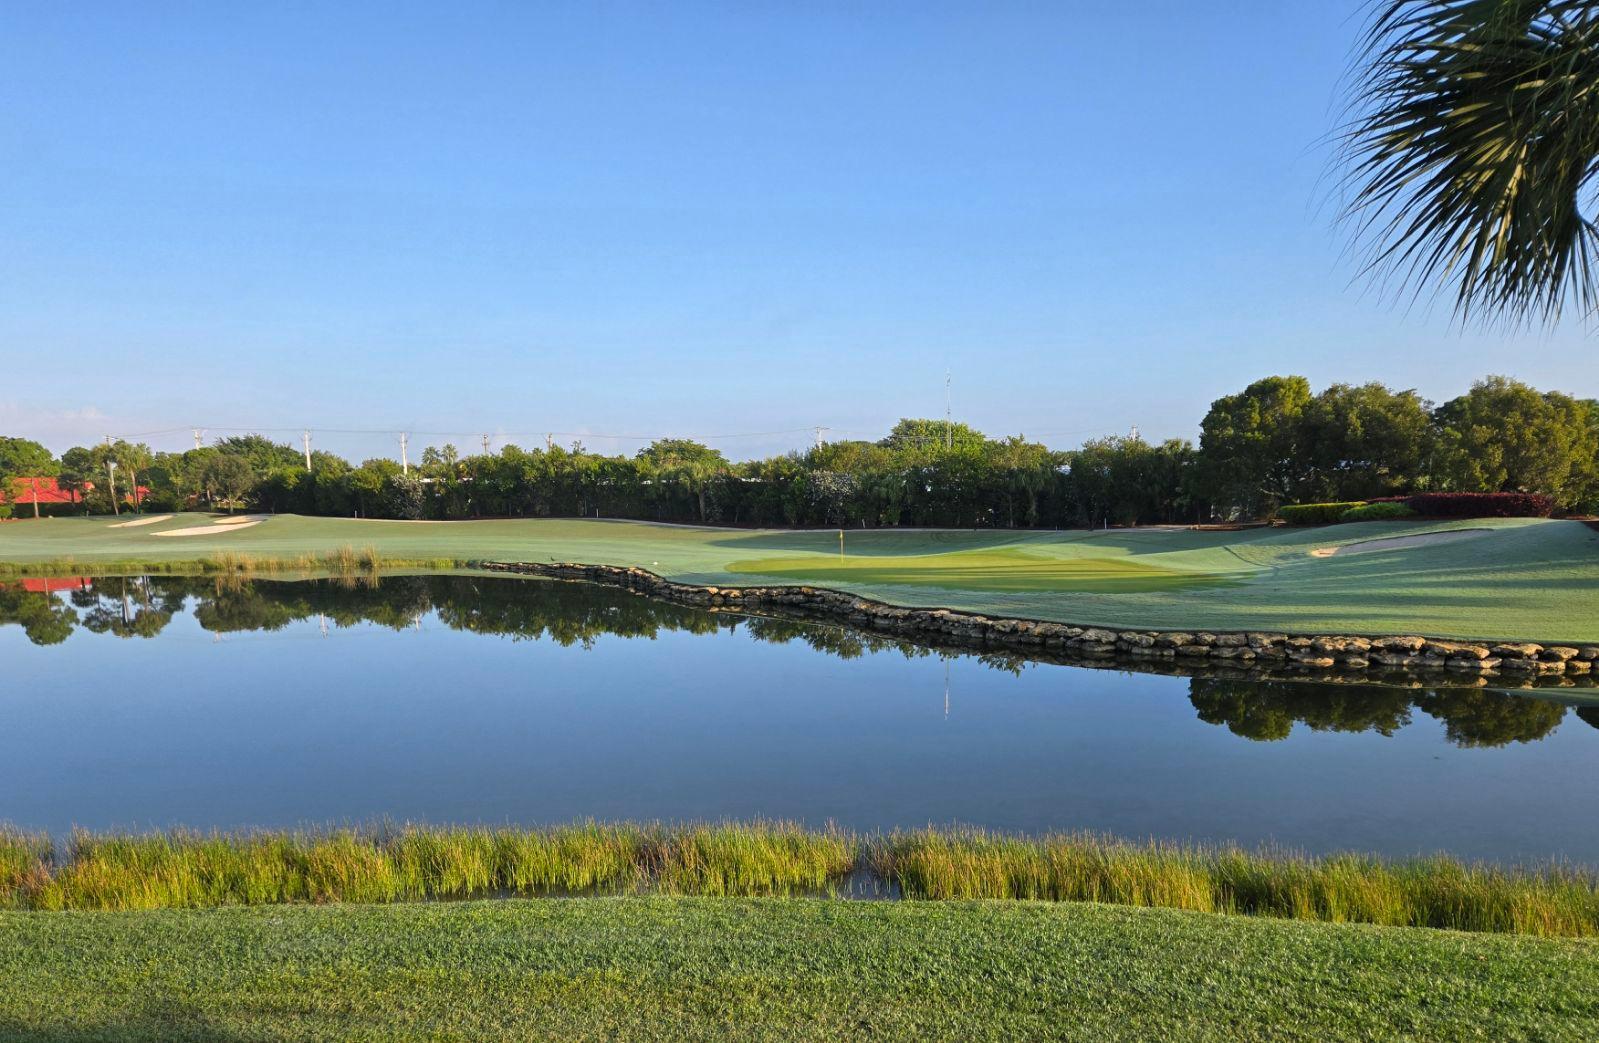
1, 898, 1595, 1042
2, 514, 1597, 641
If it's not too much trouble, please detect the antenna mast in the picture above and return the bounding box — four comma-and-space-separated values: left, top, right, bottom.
944, 370, 952, 450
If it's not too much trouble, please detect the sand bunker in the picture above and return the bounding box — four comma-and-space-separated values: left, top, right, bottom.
153, 520, 266, 538
212, 514, 267, 525
1310, 528, 1488, 558
108, 515, 173, 528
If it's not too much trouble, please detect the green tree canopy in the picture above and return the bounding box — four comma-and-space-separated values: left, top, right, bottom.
1198, 376, 1316, 517
1431, 376, 1599, 499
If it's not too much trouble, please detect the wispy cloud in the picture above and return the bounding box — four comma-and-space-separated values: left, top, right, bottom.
0, 402, 113, 451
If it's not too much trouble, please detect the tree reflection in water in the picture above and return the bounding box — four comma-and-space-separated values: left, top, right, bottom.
1189, 678, 1570, 748
0, 575, 1588, 749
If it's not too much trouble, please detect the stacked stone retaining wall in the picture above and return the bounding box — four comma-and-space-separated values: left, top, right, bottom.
479, 561, 1599, 691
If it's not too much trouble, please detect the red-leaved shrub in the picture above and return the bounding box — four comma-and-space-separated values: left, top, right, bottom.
1404, 492, 1554, 518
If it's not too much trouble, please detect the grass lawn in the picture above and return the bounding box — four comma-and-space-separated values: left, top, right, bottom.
1, 897, 1595, 1042
2, 513, 1597, 641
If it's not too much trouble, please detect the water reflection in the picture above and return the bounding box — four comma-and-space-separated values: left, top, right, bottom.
3, 575, 1588, 751
1187, 678, 1572, 748
4, 574, 1598, 860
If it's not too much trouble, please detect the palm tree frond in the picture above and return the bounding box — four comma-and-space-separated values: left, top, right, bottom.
1339, 0, 1599, 325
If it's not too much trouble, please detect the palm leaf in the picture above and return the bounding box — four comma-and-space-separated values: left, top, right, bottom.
1339, 0, 1599, 325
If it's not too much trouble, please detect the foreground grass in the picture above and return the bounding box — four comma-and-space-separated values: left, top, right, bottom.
0, 897, 1595, 1041
5, 823, 1596, 937
2, 513, 1597, 640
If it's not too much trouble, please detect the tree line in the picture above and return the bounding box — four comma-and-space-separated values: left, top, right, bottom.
3, 374, 1595, 527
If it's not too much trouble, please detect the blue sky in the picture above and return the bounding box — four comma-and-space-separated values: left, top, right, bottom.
1, 1, 1592, 462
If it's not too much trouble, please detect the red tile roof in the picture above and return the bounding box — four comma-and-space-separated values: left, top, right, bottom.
1, 477, 149, 507
0, 476, 83, 505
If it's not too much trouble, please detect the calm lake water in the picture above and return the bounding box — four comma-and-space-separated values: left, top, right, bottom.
3, 575, 1596, 863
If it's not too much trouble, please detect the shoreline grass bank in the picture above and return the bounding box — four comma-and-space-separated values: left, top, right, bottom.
5, 822, 1596, 937
0, 545, 469, 577
2, 897, 1595, 1042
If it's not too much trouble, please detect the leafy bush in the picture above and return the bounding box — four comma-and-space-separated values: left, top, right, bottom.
1406, 492, 1555, 518
1278, 502, 1366, 525
1340, 502, 1417, 522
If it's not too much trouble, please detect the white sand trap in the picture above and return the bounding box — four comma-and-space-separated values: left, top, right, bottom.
153, 520, 266, 537
213, 514, 268, 525
108, 515, 173, 528
1310, 528, 1488, 558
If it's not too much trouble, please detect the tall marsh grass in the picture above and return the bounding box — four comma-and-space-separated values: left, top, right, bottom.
10, 822, 857, 912
4, 822, 1595, 936
876, 829, 1599, 937
0, 830, 52, 909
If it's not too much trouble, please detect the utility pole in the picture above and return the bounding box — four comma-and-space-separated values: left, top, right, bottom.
481, 433, 491, 456
399, 433, 409, 476
105, 459, 120, 516
192, 428, 203, 451
302, 431, 313, 471
814, 426, 828, 450
545, 433, 554, 452
944, 371, 953, 451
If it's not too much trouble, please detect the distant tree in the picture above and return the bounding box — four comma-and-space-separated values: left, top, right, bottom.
878, 418, 988, 453
637, 439, 727, 522
114, 441, 154, 513
385, 475, 426, 520
58, 447, 99, 513
1198, 376, 1316, 517
348, 459, 401, 518
1300, 383, 1432, 501
0, 436, 58, 518
213, 435, 302, 472
197, 454, 256, 512
1431, 376, 1599, 502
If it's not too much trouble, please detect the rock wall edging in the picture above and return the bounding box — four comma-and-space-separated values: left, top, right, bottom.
478, 561, 1599, 690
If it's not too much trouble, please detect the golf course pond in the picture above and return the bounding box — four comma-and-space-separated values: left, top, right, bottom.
4, 573, 1597, 864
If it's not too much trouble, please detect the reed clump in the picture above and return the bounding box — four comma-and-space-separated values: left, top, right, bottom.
644, 822, 856, 896
0, 830, 52, 909
13, 822, 858, 911
876, 830, 1599, 937
8, 823, 1597, 937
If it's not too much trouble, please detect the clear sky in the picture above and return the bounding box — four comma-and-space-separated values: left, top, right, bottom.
1, 1, 1592, 462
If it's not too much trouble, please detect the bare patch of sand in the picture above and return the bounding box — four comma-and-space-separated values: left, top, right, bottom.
213, 514, 268, 525
108, 515, 173, 528
1311, 528, 1488, 558
153, 520, 266, 538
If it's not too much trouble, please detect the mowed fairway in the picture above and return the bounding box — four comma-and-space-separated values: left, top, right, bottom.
726, 548, 1239, 593
2, 898, 1596, 1043
2, 513, 1596, 642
